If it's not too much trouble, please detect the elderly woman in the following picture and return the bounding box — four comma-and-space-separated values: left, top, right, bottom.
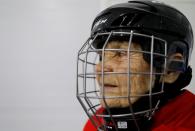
77, 1, 195, 131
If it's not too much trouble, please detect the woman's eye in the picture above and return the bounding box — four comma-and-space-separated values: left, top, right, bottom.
119, 51, 127, 56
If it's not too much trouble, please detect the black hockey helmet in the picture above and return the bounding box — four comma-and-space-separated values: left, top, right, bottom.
91, 0, 193, 71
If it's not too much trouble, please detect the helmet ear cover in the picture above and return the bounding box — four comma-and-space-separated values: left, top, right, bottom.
167, 41, 188, 72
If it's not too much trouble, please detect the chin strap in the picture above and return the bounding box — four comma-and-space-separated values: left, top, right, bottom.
102, 92, 160, 131
102, 107, 152, 131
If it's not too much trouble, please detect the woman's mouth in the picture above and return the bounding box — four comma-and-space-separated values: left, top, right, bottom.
103, 84, 117, 88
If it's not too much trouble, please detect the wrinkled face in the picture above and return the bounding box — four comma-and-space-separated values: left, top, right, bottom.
95, 41, 156, 108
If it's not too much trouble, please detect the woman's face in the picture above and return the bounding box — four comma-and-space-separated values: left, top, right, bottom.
95, 41, 155, 108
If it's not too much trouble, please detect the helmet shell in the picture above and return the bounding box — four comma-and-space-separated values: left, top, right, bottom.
91, 0, 193, 68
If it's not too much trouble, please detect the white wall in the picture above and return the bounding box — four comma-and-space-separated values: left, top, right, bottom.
0, 0, 100, 130
100, 0, 195, 93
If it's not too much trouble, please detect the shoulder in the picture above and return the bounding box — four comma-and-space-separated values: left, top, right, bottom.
152, 90, 195, 130
153, 125, 195, 131
83, 119, 97, 131
83, 108, 104, 131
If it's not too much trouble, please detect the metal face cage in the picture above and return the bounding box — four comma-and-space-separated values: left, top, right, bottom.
77, 31, 167, 131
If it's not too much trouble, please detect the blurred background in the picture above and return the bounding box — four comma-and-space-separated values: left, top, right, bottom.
0, 0, 194, 130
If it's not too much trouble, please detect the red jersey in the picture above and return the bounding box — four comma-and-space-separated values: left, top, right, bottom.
83, 90, 195, 131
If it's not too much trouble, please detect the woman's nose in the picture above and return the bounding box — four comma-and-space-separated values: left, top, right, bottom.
95, 63, 113, 72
